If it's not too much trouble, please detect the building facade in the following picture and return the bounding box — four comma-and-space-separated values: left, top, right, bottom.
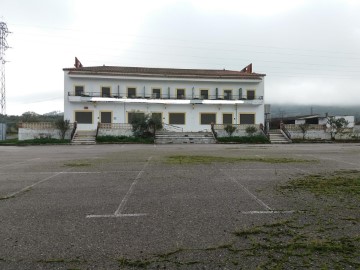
63, 61, 266, 132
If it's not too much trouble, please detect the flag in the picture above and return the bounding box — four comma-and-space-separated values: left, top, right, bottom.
74, 57, 83, 68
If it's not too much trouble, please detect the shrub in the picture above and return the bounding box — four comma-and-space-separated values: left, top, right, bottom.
217, 135, 269, 144
224, 125, 237, 137
245, 126, 257, 136
55, 119, 70, 139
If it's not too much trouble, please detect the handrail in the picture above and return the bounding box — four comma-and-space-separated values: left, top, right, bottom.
213, 124, 260, 130
70, 121, 77, 140
99, 123, 132, 129
96, 122, 100, 138
68, 91, 264, 101
280, 122, 292, 141
210, 123, 217, 140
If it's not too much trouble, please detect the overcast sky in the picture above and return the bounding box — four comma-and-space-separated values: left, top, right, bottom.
1, 0, 360, 115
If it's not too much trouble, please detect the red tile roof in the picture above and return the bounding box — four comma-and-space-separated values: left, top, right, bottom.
63, 63, 265, 80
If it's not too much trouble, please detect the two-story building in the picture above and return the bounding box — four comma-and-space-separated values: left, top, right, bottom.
63, 59, 266, 132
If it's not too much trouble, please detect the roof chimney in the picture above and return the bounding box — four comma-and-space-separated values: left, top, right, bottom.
74, 57, 83, 68
240, 63, 252, 73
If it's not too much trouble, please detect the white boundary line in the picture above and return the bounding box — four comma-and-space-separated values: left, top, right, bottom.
86, 156, 153, 218
0, 158, 40, 169
2, 171, 66, 199
221, 169, 296, 215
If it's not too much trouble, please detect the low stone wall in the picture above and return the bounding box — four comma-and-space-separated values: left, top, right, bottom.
97, 128, 133, 137
19, 128, 72, 140
286, 125, 360, 140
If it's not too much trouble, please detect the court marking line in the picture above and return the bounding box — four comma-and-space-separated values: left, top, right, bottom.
0, 158, 40, 169
86, 156, 152, 218
1, 170, 68, 199
220, 169, 273, 211
242, 210, 297, 214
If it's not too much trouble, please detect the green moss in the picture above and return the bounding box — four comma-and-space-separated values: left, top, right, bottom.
166, 155, 314, 164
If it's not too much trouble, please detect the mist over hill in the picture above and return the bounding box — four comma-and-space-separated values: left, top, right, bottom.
270, 104, 360, 121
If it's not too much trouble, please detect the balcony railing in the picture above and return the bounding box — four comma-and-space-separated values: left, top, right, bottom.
68, 92, 263, 101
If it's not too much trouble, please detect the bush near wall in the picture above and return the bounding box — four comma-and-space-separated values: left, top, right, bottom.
217, 135, 269, 144
96, 135, 154, 144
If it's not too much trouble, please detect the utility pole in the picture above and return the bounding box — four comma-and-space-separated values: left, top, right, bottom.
0, 21, 10, 115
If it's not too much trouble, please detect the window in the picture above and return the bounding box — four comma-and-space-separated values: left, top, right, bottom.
240, 113, 255, 124
75, 111, 92, 124
247, 90, 255, 100
169, 113, 185, 125
100, 111, 112, 123
152, 88, 161, 99
101, 87, 111, 97
127, 87, 136, 98
200, 113, 216, 125
151, 112, 162, 121
200, 89, 208, 99
127, 112, 145, 123
224, 90, 232, 100
75, 86, 84, 96
176, 89, 185, 99
223, 113, 233, 124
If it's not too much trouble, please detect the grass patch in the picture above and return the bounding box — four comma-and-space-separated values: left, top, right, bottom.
166, 155, 313, 164
0, 138, 70, 145
64, 161, 91, 167
96, 135, 154, 144
281, 170, 360, 199
217, 135, 269, 144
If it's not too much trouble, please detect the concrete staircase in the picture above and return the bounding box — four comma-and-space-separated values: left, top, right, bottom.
71, 130, 97, 145
155, 131, 216, 144
268, 129, 291, 144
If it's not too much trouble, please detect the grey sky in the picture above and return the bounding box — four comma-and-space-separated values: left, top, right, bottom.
1, 0, 360, 115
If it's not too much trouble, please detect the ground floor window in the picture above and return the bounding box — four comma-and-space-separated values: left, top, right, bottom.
151, 112, 162, 121
223, 113, 233, 124
169, 113, 185, 125
239, 113, 255, 124
200, 113, 216, 125
100, 111, 112, 123
75, 111, 93, 124
128, 112, 145, 123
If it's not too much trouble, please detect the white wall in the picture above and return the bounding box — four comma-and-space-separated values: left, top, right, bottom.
19, 128, 71, 140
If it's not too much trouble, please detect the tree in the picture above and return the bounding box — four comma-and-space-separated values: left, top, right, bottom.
224, 125, 236, 137
327, 117, 349, 140
21, 111, 40, 122
55, 119, 70, 139
298, 123, 309, 140
130, 114, 163, 137
245, 125, 257, 136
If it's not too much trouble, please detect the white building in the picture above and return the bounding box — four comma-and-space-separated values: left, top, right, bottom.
63, 59, 266, 132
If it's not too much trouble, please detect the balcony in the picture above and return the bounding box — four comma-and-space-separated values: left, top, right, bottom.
67, 92, 263, 105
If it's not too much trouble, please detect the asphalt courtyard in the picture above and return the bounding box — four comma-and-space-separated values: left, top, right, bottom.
0, 143, 359, 269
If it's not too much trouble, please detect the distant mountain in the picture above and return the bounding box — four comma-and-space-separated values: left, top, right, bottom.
270, 104, 360, 120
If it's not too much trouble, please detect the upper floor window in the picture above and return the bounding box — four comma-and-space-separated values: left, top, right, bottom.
127, 87, 136, 98
247, 90, 255, 100
176, 89, 185, 99
75, 86, 84, 96
152, 88, 161, 99
224, 90, 232, 100
101, 87, 111, 97
200, 89, 208, 99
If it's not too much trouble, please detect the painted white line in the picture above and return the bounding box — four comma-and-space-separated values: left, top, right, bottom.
0, 158, 40, 169
114, 156, 152, 216
87, 157, 152, 218
221, 169, 273, 211
242, 210, 296, 214
3, 171, 65, 199
86, 213, 147, 218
